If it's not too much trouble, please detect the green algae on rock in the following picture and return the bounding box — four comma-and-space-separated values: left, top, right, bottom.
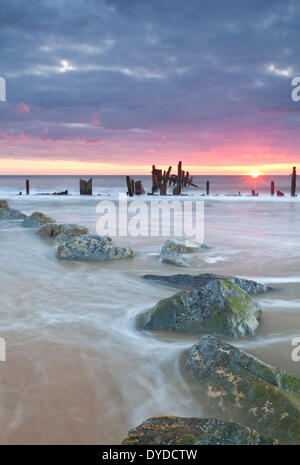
182, 336, 300, 445
143, 273, 268, 294
122, 416, 277, 445
57, 234, 135, 261
37, 223, 89, 240
159, 237, 209, 268
22, 211, 55, 228
0, 199, 26, 220
142, 279, 262, 337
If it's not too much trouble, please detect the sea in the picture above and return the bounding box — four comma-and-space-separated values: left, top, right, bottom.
0, 174, 299, 444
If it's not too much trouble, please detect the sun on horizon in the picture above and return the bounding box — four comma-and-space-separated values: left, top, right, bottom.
249, 171, 261, 178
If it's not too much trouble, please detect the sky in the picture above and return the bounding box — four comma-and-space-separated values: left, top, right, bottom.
1, 0, 300, 175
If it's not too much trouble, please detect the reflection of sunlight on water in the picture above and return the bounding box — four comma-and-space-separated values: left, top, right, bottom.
0, 194, 300, 444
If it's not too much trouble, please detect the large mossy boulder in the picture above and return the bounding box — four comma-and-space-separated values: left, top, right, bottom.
143, 273, 268, 294
37, 223, 89, 240
159, 237, 209, 268
57, 234, 135, 261
182, 336, 300, 444
142, 279, 262, 337
0, 200, 26, 220
22, 211, 55, 228
122, 416, 277, 445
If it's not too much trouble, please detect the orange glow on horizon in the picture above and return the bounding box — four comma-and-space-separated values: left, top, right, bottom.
0, 158, 296, 175
248, 171, 261, 178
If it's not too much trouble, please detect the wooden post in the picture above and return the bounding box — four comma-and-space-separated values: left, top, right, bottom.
152, 165, 159, 193
206, 181, 210, 196
177, 161, 182, 195
26, 179, 30, 195
291, 166, 297, 197
126, 176, 134, 197
166, 166, 172, 180
86, 178, 92, 195
80, 178, 92, 195
271, 181, 275, 196
80, 179, 85, 195
160, 182, 167, 195
135, 180, 145, 195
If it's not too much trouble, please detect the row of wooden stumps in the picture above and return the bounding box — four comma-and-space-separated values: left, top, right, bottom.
151, 161, 199, 196
126, 176, 145, 197
23, 179, 68, 196
269, 167, 297, 197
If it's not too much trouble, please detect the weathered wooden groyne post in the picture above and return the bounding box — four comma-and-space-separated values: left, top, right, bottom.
126, 176, 134, 197
80, 178, 92, 195
206, 181, 210, 196
26, 179, 30, 195
173, 161, 182, 195
125, 176, 145, 196
271, 181, 275, 196
291, 167, 297, 197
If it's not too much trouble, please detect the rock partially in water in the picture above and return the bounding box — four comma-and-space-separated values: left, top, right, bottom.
182, 335, 300, 445
142, 279, 262, 337
22, 211, 55, 228
122, 416, 277, 445
37, 223, 89, 240
161, 237, 210, 254
160, 251, 190, 267
0, 200, 26, 220
159, 238, 209, 268
143, 273, 268, 294
57, 234, 135, 261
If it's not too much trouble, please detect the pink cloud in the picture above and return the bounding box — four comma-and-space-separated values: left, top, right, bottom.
0, 130, 30, 142
92, 111, 101, 127
17, 102, 30, 113
43, 125, 49, 134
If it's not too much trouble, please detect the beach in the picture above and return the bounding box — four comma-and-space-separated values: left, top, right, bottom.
0, 175, 299, 444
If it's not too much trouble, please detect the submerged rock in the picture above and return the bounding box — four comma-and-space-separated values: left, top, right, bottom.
122, 416, 277, 445
161, 237, 209, 254
160, 251, 190, 267
0, 200, 26, 220
143, 273, 268, 294
22, 211, 55, 228
182, 336, 300, 444
37, 223, 89, 240
159, 237, 209, 268
142, 279, 262, 337
56, 234, 135, 261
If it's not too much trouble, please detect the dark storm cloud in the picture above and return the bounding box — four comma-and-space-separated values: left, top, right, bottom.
1, 0, 300, 162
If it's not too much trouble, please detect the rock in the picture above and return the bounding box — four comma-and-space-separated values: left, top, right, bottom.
0, 200, 9, 210
122, 416, 277, 445
160, 251, 190, 267
159, 238, 209, 268
182, 336, 300, 444
161, 237, 210, 254
22, 211, 55, 228
0, 200, 26, 220
142, 279, 262, 337
143, 273, 268, 294
56, 234, 135, 261
37, 223, 89, 240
